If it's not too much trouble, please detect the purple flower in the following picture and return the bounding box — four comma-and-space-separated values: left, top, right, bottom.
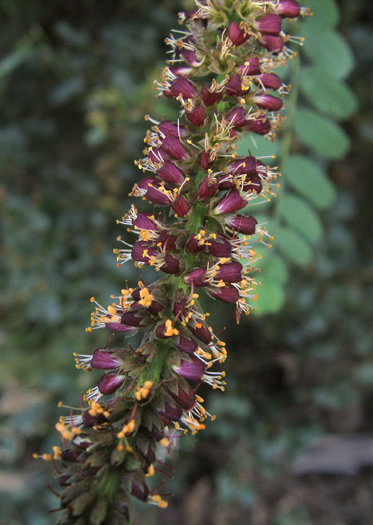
224, 215, 258, 235
254, 14, 282, 35
160, 136, 189, 161
173, 357, 206, 383
168, 383, 196, 411
157, 120, 188, 138
171, 195, 190, 217
238, 57, 261, 76
164, 77, 197, 99
137, 178, 169, 205
253, 94, 283, 111
274, 0, 301, 18
215, 261, 243, 283
202, 83, 223, 107
226, 74, 249, 97
229, 21, 250, 46
213, 189, 247, 215
185, 268, 209, 287
208, 283, 239, 304
198, 175, 219, 201
91, 349, 122, 370
259, 35, 285, 53
186, 105, 206, 127
98, 372, 125, 395
156, 160, 185, 186
174, 335, 198, 354
255, 73, 283, 90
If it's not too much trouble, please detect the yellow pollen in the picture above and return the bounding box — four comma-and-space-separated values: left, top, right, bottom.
160, 437, 169, 446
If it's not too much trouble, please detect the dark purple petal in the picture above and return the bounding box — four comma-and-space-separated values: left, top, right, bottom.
256, 73, 283, 90
132, 212, 157, 231
201, 149, 215, 169
274, 0, 301, 18
121, 311, 145, 327
259, 35, 284, 53
202, 83, 223, 107
137, 177, 169, 204
253, 94, 283, 111
158, 120, 188, 137
185, 268, 208, 287
245, 115, 272, 135
171, 195, 190, 217
91, 349, 122, 370
169, 383, 196, 411
161, 136, 189, 161
156, 160, 185, 186
229, 21, 250, 46
188, 324, 212, 345
188, 234, 205, 255
225, 214, 258, 235
106, 322, 135, 332
157, 402, 183, 422
207, 237, 232, 258
160, 254, 183, 274
186, 105, 206, 127
254, 14, 282, 35
213, 189, 247, 215
238, 57, 261, 76
226, 74, 249, 97
173, 357, 206, 382
174, 336, 198, 354
132, 240, 158, 263
165, 77, 197, 99
198, 176, 219, 201
215, 261, 243, 283
208, 283, 239, 304
98, 372, 125, 395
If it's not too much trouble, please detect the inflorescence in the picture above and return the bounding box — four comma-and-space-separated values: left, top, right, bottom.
36, 1, 308, 523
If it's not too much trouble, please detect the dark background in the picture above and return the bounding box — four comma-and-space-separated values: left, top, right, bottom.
1, 0, 373, 523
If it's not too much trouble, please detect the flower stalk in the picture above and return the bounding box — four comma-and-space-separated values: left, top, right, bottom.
36, 1, 309, 523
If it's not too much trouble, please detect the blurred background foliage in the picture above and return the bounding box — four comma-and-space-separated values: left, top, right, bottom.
1, 0, 373, 523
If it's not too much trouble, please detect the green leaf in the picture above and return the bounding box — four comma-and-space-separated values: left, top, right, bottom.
276, 227, 313, 267
293, 108, 350, 158
301, 29, 354, 80
253, 279, 285, 315
258, 251, 289, 285
300, 67, 358, 119
302, 0, 340, 30
278, 194, 323, 243
283, 155, 336, 209
237, 132, 279, 159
